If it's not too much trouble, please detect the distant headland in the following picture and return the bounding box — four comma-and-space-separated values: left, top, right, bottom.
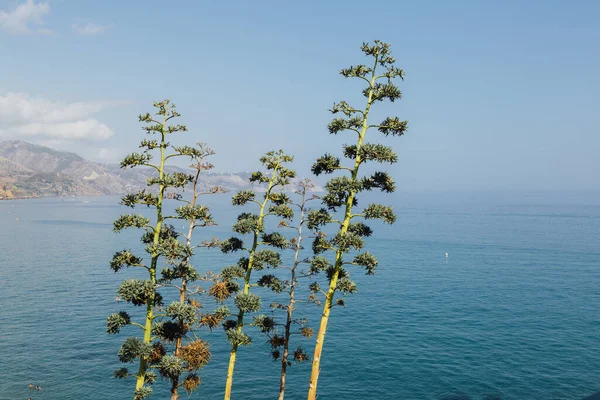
0, 140, 319, 200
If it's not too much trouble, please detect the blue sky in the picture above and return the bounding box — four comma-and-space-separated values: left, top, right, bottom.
1, 0, 598, 191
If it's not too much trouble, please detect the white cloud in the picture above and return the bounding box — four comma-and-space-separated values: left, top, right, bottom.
0, 0, 51, 35
90, 147, 121, 163
72, 21, 108, 36
12, 119, 114, 140
0, 92, 125, 142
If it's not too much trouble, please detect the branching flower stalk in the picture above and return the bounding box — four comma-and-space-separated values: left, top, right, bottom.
254, 179, 318, 399
274, 179, 317, 400
219, 150, 295, 400
306, 41, 408, 399
107, 100, 216, 400
161, 143, 225, 400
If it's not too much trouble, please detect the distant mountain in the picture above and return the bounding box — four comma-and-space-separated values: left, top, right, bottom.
0, 140, 318, 199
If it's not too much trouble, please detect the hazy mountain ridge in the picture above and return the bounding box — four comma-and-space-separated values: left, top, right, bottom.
0, 141, 318, 199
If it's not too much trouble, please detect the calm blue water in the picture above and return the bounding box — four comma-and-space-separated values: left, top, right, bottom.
1, 192, 599, 400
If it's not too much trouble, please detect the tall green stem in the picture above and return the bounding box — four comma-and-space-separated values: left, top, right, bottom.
135, 117, 167, 393
224, 169, 279, 400
307, 68, 377, 400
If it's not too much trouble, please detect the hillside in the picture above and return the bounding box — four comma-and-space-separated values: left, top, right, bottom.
0, 141, 317, 199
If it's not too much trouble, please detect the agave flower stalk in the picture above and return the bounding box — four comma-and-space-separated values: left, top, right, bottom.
273, 179, 317, 400
252, 179, 318, 399
306, 41, 408, 399
158, 143, 225, 400
219, 150, 295, 400
107, 100, 216, 400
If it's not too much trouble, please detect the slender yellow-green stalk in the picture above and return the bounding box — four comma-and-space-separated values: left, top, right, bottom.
220, 150, 295, 400
108, 100, 203, 400
307, 41, 407, 399
224, 170, 277, 400
136, 112, 167, 393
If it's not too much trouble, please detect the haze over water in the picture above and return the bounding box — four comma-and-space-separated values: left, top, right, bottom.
1, 191, 599, 400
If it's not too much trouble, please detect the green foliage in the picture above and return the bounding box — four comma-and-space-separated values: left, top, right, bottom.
169, 172, 195, 188
249, 171, 269, 184
237, 257, 250, 270
253, 314, 276, 333
119, 337, 152, 363
121, 152, 152, 169
133, 386, 153, 400
145, 236, 192, 259
152, 321, 185, 342
139, 138, 159, 150
326, 266, 348, 281
226, 329, 252, 346
140, 224, 178, 244
310, 256, 331, 274
223, 319, 237, 331
159, 355, 183, 380
260, 150, 294, 170
113, 214, 150, 232
221, 265, 246, 280
114, 368, 129, 379
121, 191, 159, 208
107, 311, 131, 334
160, 261, 199, 282
347, 222, 373, 237
176, 204, 212, 223
232, 213, 262, 234
322, 176, 361, 211
234, 293, 261, 313
269, 204, 294, 219
110, 250, 144, 272
336, 277, 358, 294
118, 279, 161, 307
165, 301, 197, 323
340, 64, 372, 78
254, 249, 281, 268
261, 232, 288, 249
378, 116, 408, 137
268, 192, 290, 205
172, 144, 209, 158
221, 237, 245, 253
362, 171, 396, 192
257, 274, 284, 293
363, 203, 397, 224
232, 190, 256, 206
145, 371, 157, 384
363, 81, 402, 102
307, 208, 333, 230
214, 306, 231, 319
343, 143, 398, 164
328, 116, 362, 134
312, 234, 331, 255
311, 154, 340, 176
353, 252, 379, 275
331, 231, 364, 252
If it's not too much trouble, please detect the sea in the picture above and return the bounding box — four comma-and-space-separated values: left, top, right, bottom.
0, 191, 599, 400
